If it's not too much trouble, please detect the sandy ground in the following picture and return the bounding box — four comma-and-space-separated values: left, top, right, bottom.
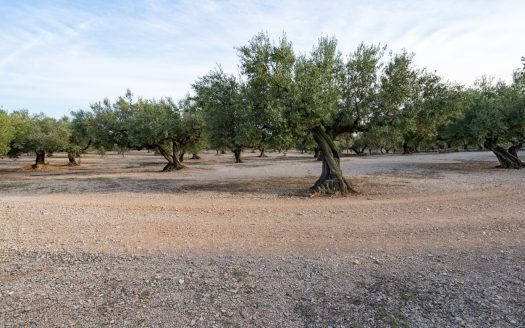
0, 150, 524, 327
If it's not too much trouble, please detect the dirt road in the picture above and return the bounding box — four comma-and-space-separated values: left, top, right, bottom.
1, 151, 524, 327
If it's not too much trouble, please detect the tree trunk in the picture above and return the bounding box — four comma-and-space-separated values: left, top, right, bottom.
351, 146, 367, 155
179, 151, 185, 162
508, 143, 522, 159
403, 142, 411, 154
310, 126, 355, 196
157, 144, 184, 172
314, 148, 320, 159
258, 148, 267, 157
233, 149, 242, 163
33, 151, 46, 168
485, 141, 524, 169
68, 152, 79, 166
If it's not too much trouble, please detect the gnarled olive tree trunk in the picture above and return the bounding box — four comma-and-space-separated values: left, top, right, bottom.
233, 149, 242, 163
313, 148, 320, 159
508, 143, 522, 159
68, 152, 79, 166
310, 126, 355, 196
34, 151, 46, 167
351, 145, 368, 155
403, 142, 413, 154
485, 141, 524, 169
67, 141, 90, 167
157, 142, 184, 172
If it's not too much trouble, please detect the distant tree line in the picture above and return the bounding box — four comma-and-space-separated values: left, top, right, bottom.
1, 33, 523, 195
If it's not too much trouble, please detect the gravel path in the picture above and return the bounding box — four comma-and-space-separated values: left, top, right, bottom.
0, 151, 524, 327
2, 249, 523, 327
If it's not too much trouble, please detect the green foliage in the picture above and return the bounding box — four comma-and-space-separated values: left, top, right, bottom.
237, 32, 296, 151
192, 68, 252, 153
67, 110, 95, 160
8, 111, 70, 160
294, 131, 317, 153
70, 109, 95, 145
443, 75, 525, 148
177, 95, 206, 155
291, 37, 343, 130
195, 33, 467, 179
337, 43, 386, 134
289, 38, 449, 150
334, 133, 353, 154
7, 110, 31, 155
394, 70, 464, 152
0, 109, 13, 155
127, 96, 180, 149
439, 67, 524, 168
343, 132, 368, 154
82, 90, 204, 169
5, 32, 521, 176
87, 92, 133, 152
363, 125, 404, 153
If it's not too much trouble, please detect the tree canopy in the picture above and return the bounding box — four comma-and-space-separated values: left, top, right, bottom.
219, 34, 468, 194
442, 74, 525, 168
237, 33, 296, 156
7, 111, 70, 167
74, 90, 204, 171
1, 32, 523, 192
0, 109, 13, 155
192, 68, 252, 163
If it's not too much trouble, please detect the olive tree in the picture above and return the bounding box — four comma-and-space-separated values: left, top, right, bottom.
444, 74, 524, 168
130, 96, 204, 171
0, 109, 13, 155
86, 91, 134, 154
236, 37, 412, 195
290, 37, 354, 194
199, 33, 466, 195
193, 68, 252, 163
84, 91, 204, 171
289, 40, 404, 195
237, 33, 296, 157
67, 110, 95, 165
386, 68, 463, 154
178, 96, 207, 161
8, 111, 70, 167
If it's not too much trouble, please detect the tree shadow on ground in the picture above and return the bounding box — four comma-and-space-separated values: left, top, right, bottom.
107, 176, 315, 196
417, 161, 499, 172
0, 176, 317, 197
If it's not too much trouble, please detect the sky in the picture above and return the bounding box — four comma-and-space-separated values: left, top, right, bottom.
1, 0, 524, 118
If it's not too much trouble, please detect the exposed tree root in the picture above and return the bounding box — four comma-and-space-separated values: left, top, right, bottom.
162, 162, 185, 172
310, 176, 357, 197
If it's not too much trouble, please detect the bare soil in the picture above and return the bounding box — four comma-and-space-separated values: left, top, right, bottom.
0, 150, 524, 327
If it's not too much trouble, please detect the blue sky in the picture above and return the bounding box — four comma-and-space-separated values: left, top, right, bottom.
1, 0, 524, 118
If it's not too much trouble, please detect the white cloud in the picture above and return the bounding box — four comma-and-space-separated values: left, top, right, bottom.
0, 0, 524, 117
